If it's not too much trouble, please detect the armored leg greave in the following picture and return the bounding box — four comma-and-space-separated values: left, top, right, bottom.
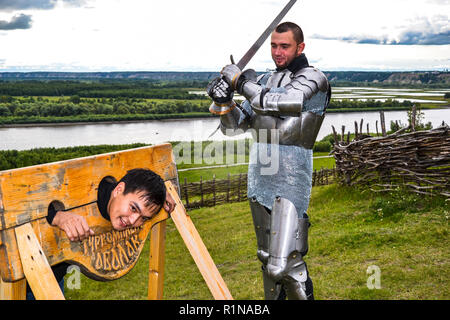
249, 197, 313, 300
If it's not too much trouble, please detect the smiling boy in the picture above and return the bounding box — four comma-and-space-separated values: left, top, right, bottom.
26, 168, 175, 299
49, 168, 175, 241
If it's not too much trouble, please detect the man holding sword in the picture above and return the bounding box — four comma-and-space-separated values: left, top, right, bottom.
206, 0, 331, 300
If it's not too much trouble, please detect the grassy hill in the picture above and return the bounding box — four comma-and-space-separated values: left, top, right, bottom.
65, 184, 449, 300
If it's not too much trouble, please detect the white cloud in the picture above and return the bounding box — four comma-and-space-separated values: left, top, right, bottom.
0, 0, 448, 72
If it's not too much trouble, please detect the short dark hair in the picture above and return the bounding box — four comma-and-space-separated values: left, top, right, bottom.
275, 22, 304, 44
119, 168, 166, 210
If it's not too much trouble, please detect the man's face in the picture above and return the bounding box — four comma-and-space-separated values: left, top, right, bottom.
271, 30, 305, 69
108, 182, 160, 231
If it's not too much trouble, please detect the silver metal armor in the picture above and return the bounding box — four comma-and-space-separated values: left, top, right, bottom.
215, 63, 330, 300
219, 67, 329, 149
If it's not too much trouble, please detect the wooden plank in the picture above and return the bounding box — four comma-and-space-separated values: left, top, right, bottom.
0, 278, 26, 300
1, 204, 171, 282
165, 181, 233, 300
15, 223, 64, 300
0, 144, 177, 231
0, 144, 177, 282
148, 221, 166, 300
0, 228, 23, 282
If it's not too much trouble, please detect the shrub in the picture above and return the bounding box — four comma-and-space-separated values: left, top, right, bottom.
313, 141, 332, 152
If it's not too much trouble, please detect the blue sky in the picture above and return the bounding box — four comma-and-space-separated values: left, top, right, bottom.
0, 0, 448, 72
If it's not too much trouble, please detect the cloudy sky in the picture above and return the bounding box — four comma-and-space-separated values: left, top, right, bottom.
0, 0, 448, 72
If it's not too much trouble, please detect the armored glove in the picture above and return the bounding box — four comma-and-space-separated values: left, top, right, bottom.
206, 77, 236, 115
221, 64, 242, 91
207, 77, 234, 103
221, 64, 258, 95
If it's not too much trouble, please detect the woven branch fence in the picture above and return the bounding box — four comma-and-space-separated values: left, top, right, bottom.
332, 114, 450, 198
180, 168, 336, 210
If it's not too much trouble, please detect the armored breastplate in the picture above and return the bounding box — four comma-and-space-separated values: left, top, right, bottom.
249, 67, 329, 149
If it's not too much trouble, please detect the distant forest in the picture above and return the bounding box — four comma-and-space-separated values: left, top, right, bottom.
0, 70, 447, 125
0, 70, 449, 87
0, 80, 208, 99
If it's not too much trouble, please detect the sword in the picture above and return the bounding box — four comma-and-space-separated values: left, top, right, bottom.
233, 0, 297, 70
209, 0, 297, 139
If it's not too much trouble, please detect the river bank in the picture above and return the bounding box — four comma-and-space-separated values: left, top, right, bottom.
1, 108, 449, 151
0, 105, 447, 129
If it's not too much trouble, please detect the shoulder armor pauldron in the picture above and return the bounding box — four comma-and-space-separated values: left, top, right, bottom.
292, 67, 328, 93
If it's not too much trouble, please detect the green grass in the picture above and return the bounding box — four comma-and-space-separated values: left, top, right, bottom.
64, 184, 449, 300
177, 150, 335, 183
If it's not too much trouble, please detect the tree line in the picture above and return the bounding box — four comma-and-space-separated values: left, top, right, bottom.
327, 98, 415, 110
0, 80, 208, 99
0, 95, 419, 118
0, 96, 211, 118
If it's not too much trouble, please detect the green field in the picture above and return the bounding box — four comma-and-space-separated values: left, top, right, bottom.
1, 85, 448, 126
64, 184, 449, 300
177, 151, 334, 183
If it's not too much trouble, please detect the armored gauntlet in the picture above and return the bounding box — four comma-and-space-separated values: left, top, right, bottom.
207, 77, 236, 115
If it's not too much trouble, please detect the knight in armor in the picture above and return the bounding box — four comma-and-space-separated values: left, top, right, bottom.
207, 22, 331, 300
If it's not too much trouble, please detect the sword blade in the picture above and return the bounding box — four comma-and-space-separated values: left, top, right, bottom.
236, 0, 297, 70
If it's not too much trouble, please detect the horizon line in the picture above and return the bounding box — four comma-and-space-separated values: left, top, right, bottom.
0, 69, 448, 73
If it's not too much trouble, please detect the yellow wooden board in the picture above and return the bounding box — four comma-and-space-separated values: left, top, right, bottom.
15, 223, 65, 300
0, 144, 177, 282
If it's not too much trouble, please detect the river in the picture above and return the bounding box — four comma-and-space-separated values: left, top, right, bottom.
0, 109, 449, 151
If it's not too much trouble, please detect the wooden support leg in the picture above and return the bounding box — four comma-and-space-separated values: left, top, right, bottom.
148, 220, 166, 300
0, 278, 26, 300
14, 223, 65, 300
165, 181, 233, 300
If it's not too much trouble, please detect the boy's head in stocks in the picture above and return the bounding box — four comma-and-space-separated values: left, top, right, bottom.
108, 168, 167, 230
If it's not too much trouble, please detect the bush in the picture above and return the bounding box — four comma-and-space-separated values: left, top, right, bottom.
320, 133, 337, 145
0, 105, 11, 116
313, 141, 332, 152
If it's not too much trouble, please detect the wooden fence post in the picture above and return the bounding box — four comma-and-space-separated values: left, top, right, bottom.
226, 173, 230, 203
331, 125, 338, 145
237, 173, 242, 202
184, 178, 189, 208
200, 176, 204, 207
212, 174, 216, 207
359, 119, 364, 137
380, 111, 387, 136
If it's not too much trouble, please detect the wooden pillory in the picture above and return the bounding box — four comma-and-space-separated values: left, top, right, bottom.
0, 144, 232, 300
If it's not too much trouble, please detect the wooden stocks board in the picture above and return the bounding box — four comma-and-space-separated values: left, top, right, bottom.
0, 144, 178, 282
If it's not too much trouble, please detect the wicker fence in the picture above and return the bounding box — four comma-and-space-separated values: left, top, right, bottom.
332, 120, 450, 198
180, 168, 336, 210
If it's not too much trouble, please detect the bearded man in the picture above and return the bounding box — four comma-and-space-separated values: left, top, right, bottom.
207, 22, 331, 300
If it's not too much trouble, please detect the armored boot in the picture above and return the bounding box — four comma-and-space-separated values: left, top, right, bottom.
266, 196, 313, 300
250, 197, 285, 299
